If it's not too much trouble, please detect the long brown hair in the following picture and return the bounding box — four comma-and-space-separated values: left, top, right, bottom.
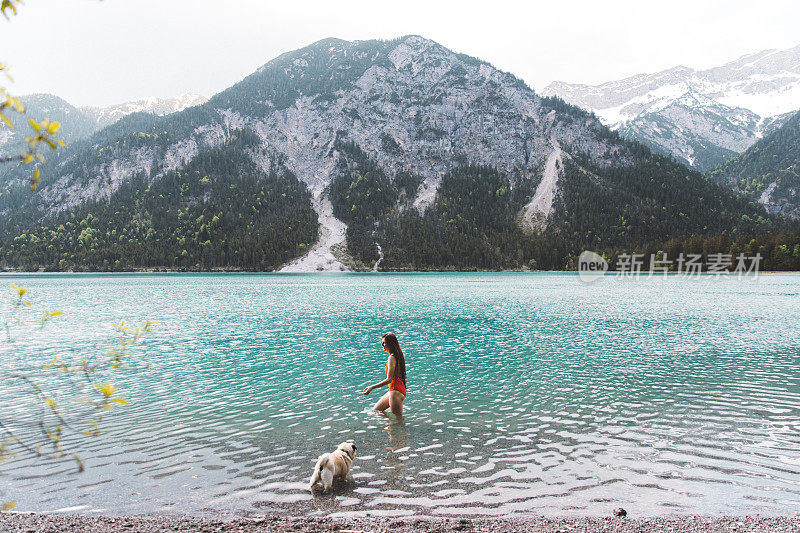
382, 332, 406, 386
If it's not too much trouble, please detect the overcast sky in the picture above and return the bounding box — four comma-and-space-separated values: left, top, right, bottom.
1, 0, 798, 107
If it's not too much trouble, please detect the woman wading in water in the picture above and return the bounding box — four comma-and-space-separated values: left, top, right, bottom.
362, 333, 407, 416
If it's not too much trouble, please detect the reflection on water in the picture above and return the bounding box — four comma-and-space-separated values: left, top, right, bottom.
382, 414, 408, 492
1, 273, 799, 518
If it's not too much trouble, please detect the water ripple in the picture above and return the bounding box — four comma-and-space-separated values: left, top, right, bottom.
1, 273, 799, 517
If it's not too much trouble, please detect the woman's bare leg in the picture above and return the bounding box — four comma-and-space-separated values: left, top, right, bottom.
373, 391, 391, 412
388, 391, 405, 416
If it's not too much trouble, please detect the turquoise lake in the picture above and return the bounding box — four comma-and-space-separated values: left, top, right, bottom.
1, 273, 799, 518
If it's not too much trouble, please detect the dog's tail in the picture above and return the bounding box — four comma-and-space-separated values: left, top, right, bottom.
309, 453, 331, 491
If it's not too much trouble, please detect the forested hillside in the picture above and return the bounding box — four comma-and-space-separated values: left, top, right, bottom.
2, 131, 318, 270
375, 140, 777, 271
709, 110, 800, 218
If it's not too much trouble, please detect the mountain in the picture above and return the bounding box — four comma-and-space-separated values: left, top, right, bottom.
708, 110, 800, 218
543, 44, 800, 172
0, 93, 207, 160
0, 94, 98, 159
79, 93, 208, 130
0, 36, 782, 272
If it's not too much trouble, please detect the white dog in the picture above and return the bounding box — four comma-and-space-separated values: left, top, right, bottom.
309, 441, 357, 493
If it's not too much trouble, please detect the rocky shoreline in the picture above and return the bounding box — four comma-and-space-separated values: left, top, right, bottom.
2, 513, 799, 532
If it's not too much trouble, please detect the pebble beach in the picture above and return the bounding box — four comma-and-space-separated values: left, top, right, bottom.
2, 514, 800, 532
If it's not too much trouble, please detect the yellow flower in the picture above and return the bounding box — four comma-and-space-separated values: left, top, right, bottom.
96, 383, 115, 397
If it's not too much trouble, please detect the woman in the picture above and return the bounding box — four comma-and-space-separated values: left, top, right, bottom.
362, 332, 407, 416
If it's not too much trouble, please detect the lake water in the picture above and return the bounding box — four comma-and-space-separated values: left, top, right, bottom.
1, 273, 799, 518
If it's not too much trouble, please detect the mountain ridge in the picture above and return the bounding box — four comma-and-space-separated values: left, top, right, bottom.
79, 93, 208, 130
0, 35, 783, 272
0, 92, 208, 163
543, 43, 800, 172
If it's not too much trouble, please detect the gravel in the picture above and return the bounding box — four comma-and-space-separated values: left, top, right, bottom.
2, 513, 799, 532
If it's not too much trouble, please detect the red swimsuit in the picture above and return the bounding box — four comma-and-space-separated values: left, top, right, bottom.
386, 359, 407, 396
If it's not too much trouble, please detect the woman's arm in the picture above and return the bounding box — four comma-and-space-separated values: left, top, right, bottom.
362, 356, 396, 395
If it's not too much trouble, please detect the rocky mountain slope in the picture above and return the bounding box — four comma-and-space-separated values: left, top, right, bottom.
708, 110, 800, 218
544, 44, 800, 172
0, 36, 781, 272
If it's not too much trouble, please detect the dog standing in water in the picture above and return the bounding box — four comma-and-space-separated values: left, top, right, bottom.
309, 442, 357, 493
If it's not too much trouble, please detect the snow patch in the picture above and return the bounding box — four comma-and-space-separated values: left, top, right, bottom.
80, 93, 208, 129
716, 79, 800, 118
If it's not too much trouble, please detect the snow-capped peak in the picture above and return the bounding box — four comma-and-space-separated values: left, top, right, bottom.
543, 42, 800, 171
80, 93, 208, 129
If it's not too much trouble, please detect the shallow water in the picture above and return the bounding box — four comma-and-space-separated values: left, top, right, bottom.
1, 273, 799, 517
